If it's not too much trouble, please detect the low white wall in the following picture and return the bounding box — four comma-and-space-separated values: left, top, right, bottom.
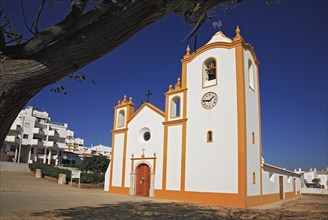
0, 161, 29, 172
301, 188, 328, 195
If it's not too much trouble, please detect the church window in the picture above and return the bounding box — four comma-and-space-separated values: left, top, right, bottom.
248, 60, 255, 91
203, 58, 217, 88
143, 131, 151, 141
253, 172, 256, 184
170, 96, 181, 118
207, 131, 213, 143
117, 109, 125, 128
252, 132, 255, 144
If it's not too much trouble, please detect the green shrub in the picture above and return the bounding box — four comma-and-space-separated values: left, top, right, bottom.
29, 163, 71, 181
28, 162, 42, 171
73, 172, 105, 184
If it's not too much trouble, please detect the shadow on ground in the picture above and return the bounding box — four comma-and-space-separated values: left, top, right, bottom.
30, 201, 327, 220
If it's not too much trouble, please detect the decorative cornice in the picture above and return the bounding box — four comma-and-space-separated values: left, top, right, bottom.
163, 118, 188, 125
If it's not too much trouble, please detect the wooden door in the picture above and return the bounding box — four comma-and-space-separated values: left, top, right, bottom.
136, 164, 150, 196
279, 176, 284, 199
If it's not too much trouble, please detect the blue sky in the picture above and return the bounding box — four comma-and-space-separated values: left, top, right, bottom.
2, 1, 327, 170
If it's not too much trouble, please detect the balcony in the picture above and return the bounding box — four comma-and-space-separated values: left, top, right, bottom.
54, 142, 67, 149
32, 128, 45, 135
37, 140, 54, 148
10, 124, 21, 132
5, 135, 19, 143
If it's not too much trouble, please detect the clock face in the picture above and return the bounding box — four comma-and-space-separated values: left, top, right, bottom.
201, 92, 218, 109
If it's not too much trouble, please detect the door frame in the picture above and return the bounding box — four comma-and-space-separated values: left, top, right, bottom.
279, 176, 284, 199
129, 160, 155, 197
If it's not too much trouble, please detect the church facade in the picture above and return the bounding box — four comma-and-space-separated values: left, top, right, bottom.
105, 27, 301, 207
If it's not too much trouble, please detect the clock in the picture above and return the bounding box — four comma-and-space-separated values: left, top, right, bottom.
201, 92, 218, 109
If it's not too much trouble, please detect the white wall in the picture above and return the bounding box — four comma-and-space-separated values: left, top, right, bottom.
262, 166, 301, 196
111, 133, 124, 187
185, 47, 238, 193
166, 125, 182, 190
244, 49, 261, 196
124, 106, 164, 190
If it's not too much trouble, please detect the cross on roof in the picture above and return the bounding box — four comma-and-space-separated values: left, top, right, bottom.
145, 90, 152, 103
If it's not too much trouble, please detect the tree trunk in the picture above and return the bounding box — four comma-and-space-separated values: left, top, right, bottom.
0, 0, 231, 145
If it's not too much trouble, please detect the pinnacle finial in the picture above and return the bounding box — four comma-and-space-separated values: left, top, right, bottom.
123, 95, 127, 103
169, 84, 173, 92
186, 45, 190, 55
129, 97, 133, 104
234, 26, 242, 41
175, 77, 181, 89
118, 100, 121, 105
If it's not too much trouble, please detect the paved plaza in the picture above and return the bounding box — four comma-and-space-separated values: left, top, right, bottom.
0, 171, 327, 219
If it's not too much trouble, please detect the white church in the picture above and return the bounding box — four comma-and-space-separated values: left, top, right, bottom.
105, 27, 302, 207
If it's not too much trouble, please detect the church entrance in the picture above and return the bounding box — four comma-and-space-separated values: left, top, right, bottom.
136, 164, 150, 196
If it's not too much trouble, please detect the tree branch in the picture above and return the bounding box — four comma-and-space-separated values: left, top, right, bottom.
33, 0, 46, 33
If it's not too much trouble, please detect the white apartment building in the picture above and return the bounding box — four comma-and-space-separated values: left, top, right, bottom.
1, 106, 84, 165
66, 130, 84, 152
302, 168, 328, 189
87, 144, 111, 158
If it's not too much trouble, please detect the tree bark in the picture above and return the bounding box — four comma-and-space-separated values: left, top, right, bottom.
0, 0, 232, 146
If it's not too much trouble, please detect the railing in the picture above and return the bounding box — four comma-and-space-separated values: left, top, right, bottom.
37, 140, 54, 147
49, 121, 65, 126
4, 135, 18, 143
54, 142, 66, 149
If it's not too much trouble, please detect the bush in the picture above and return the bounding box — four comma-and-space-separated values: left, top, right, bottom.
29, 162, 106, 185
79, 155, 109, 175
29, 162, 71, 181
73, 172, 105, 184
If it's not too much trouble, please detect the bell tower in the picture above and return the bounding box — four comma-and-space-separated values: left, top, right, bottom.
110, 95, 134, 192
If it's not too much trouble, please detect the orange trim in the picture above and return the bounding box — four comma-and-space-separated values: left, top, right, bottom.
246, 193, 280, 207
130, 155, 134, 173
235, 39, 247, 198
153, 155, 157, 175
181, 40, 259, 66
163, 118, 188, 126
131, 156, 157, 161
285, 191, 298, 199
109, 186, 129, 195
155, 190, 245, 207
112, 128, 128, 134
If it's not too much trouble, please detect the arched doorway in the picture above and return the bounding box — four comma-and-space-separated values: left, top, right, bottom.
136, 164, 151, 196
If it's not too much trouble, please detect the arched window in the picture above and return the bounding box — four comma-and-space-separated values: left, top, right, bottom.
203, 58, 217, 88
207, 131, 213, 143
117, 109, 125, 128
252, 132, 255, 144
253, 172, 256, 184
248, 60, 255, 91
170, 96, 181, 118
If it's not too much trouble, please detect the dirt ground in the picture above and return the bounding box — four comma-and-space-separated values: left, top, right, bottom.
1, 172, 327, 219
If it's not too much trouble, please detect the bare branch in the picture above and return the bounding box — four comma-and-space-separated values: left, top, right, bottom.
20, 0, 35, 35
33, 0, 46, 33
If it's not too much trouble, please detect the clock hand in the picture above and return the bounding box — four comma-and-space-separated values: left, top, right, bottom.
203, 97, 214, 102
